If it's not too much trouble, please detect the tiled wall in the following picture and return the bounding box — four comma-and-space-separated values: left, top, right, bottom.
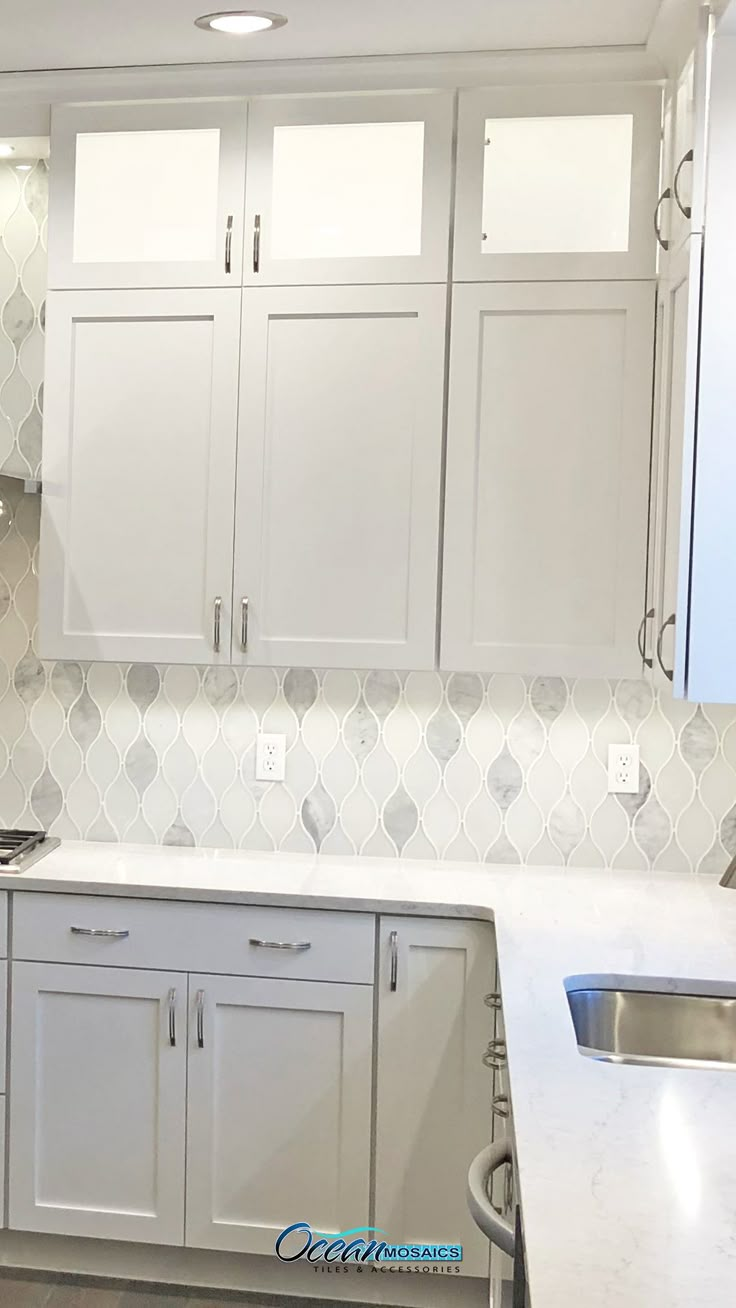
1, 156, 735, 875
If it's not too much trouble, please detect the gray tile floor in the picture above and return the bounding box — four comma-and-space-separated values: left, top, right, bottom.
0, 1277, 267, 1307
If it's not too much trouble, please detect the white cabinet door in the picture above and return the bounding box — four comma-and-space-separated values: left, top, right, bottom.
9, 962, 186, 1244
441, 281, 655, 678
662, 6, 713, 260
39, 288, 240, 663
454, 85, 661, 281
186, 974, 372, 1255
375, 918, 492, 1279
49, 101, 247, 289
232, 285, 445, 670
244, 93, 453, 284
649, 237, 703, 693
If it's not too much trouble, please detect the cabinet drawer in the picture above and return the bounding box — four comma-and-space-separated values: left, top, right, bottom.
12, 894, 375, 983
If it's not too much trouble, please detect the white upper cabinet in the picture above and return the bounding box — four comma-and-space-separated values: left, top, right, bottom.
441, 280, 655, 678
39, 288, 240, 664
659, 5, 713, 261
244, 93, 453, 284
232, 284, 446, 669
48, 101, 247, 288
454, 85, 661, 281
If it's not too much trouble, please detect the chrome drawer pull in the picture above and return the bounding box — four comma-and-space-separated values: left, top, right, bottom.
241, 596, 249, 652
213, 596, 222, 653
389, 930, 398, 992
656, 612, 676, 682
484, 991, 502, 1011
168, 988, 177, 1047
653, 186, 672, 251
483, 1038, 507, 1070
253, 213, 261, 273
673, 148, 694, 219
637, 607, 655, 669
70, 927, 129, 939
249, 938, 312, 951
196, 989, 205, 1049
225, 213, 233, 273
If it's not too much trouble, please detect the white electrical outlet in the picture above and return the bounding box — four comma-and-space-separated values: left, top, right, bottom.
256, 733, 286, 782
607, 743, 640, 794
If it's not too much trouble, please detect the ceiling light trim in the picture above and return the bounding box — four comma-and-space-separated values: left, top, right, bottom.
195, 10, 288, 35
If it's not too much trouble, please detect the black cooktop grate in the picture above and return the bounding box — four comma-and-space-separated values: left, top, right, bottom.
0, 830, 47, 865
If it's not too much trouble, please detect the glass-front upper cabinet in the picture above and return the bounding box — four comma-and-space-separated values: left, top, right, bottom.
454, 85, 661, 280
244, 92, 453, 284
48, 101, 247, 289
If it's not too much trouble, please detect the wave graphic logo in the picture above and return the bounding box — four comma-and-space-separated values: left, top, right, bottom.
275, 1222, 463, 1264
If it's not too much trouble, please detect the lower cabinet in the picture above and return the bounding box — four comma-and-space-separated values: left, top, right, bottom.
374, 917, 492, 1278
185, 974, 373, 1254
9, 962, 186, 1244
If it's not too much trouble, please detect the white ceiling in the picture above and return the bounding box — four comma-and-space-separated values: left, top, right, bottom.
0, 0, 664, 74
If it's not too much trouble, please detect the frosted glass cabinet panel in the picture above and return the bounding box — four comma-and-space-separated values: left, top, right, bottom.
232, 285, 446, 669
441, 281, 655, 678
48, 102, 247, 288
39, 289, 240, 664
454, 86, 661, 280
245, 93, 453, 283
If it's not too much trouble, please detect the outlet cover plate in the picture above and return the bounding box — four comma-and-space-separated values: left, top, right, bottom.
607, 743, 640, 794
256, 733, 286, 783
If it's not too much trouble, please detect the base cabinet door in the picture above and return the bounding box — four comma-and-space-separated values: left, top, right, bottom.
375, 918, 493, 1278
9, 962, 186, 1244
185, 974, 373, 1255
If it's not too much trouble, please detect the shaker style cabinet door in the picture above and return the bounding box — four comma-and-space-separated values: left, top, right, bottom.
648, 237, 703, 693
232, 284, 446, 669
374, 918, 492, 1279
441, 281, 655, 678
39, 288, 240, 664
660, 5, 713, 262
48, 101, 247, 289
454, 84, 661, 281
9, 962, 186, 1245
244, 92, 453, 284
185, 974, 372, 1255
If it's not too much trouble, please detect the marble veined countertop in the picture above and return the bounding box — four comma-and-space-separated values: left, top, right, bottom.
3, 840, 736, 1308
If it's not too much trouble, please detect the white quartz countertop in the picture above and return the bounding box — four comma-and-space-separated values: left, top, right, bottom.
3, 840, 736, 1308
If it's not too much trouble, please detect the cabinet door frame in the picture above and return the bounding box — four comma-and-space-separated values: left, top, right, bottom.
440, 279, 656, 678
454, 84, 661, 282
39, 287, 240, 664
244, 91, 453, 285
9, 961, 187, 1245
48, 100, 248, 289
232, 283, 446, 670
185, 973, 373, 1255
375, 917, 492, 1279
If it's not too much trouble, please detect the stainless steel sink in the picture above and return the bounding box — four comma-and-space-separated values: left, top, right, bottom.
566, 981, 736, 1069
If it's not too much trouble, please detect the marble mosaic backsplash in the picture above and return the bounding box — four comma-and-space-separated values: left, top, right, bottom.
1, 485, 736, 873
0, 158, 46, 480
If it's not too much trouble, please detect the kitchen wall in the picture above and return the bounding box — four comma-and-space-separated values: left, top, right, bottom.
1, 156, 735, 875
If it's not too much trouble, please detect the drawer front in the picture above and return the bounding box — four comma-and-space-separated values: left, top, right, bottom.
11, 894, 375, 983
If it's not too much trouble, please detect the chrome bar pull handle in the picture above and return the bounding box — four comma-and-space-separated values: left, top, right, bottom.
637, 606, 655, 669
253, 214, 261, 273
225, 213, 233, 274
389, 930, 398, 992
241, 597, 249, 652
673, 149, 694, 219
213, 596, 222, 653
168, 987, 177, 1047
656, 612, 676, 682
70, 926, 129, 939
249, 938, 311, 951
484, 991, 502, 1011
483, 1038, 507, 1070
653, 186, 672, 251
196, 989, 205, 1049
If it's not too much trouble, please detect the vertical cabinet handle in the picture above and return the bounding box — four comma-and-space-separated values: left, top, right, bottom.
168, 988, 177, 1047
196, 989, 205, 1049
656, 612, 676, 682
492, 1093, 510, 1119
637, 607, 655, 669
241, 597, 249, 652
213, 596, 222, 653
653, 187, 672, 251
389, 930, 398, 991
253, 214, 261, 273
673, 149, 694, 219
225, 214, 233, 274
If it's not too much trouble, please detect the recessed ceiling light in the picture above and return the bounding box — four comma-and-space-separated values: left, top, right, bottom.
195, 10, 287, 34
0, 144, 15, 159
